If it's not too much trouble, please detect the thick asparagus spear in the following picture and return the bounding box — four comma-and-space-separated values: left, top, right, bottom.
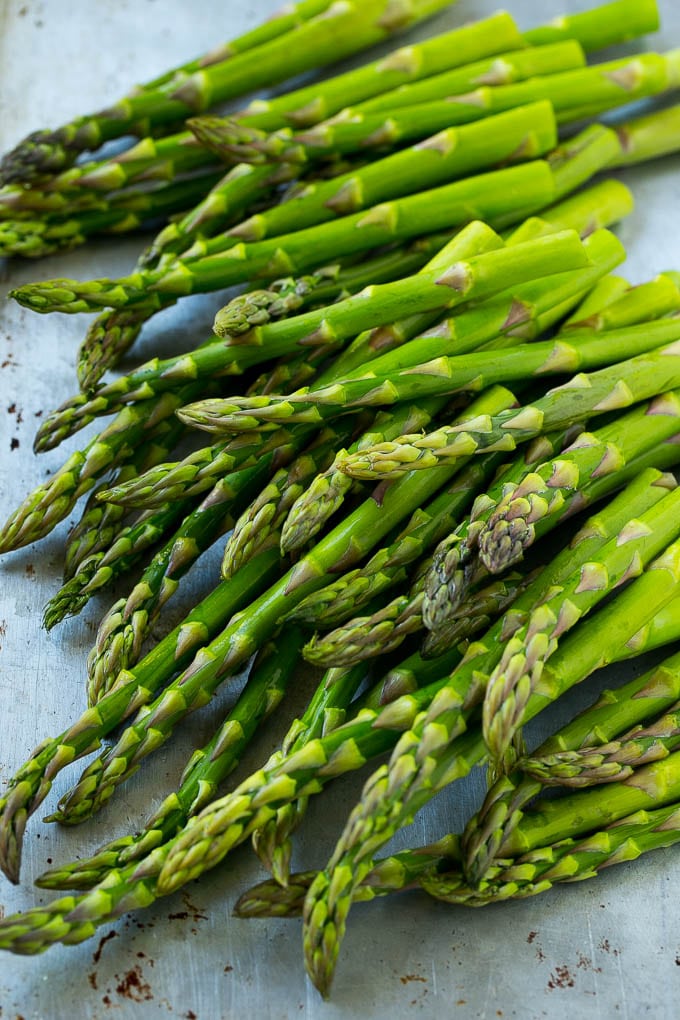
48, 389, 516, 828
338, 341, 680, 480
203, 43, 587, 165
8, 160, 559, 314
0, 469, 668, 946
242, 53, 678, 162
31, 229, 588, 450
154, 469, 670, 888
37, 629, 308, 891
1, 0, 454, 184
180, 313, 680, 436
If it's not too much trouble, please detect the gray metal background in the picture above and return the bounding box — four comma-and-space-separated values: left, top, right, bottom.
1, 1, 679, 1016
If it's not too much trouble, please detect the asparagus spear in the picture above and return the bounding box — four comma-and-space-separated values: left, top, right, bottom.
288, 457, 504, 628
7, 160, 559, 314
180, 311, 680, 436
211, 102, 557, 247
203, 42, 587, 166
1, 0, 454, 184
245, 53, 678, 162
338, 337, 680, 480
0, 469, 667, 945
37, 629, 307, 890
0, 542, 283, 883
154, 469, 670, 888
31, 229, 588, 450
0, 384, 210, 554
48, 388, 517, 828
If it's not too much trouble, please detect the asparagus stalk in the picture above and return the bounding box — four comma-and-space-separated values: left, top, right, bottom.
0, 384, 211, 554
154, 469, 670, 890
288, 457, 504, 628
84, 459, 280, 706
180, 310, 680, 436
0, 542, 283, 883
1, 0, 454, 184
338, 336, 680, 480
481, 489, 680, 767
610, 104, 680, 168
8, 160, 559, 315
212, 102, 557, 246
0, 469, 667, 945
31, 229, 588, 451
210, 43, 584, 165
247, 53, 678, 162
48, 388, 516, 828
38, 629, 307, 890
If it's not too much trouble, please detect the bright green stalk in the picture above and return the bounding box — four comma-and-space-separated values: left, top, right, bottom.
218, 102, 556, 245
226, 10, 524, 133
9, 160, 558, 315
522, 0, 659, 49
288, 457, 503, 628
609, 104, 680, 168
37, 630, 307, 891
0, 543, 283, 883
222, 419, 360, 580
210, 42, 583, 165
32, 228, 587, 450
155, 469, 670, 893
1, 0, 454, 184
186, 305, 680, 435
482, 490, 680, 766
300, 488, 680, 998
261, 54, 676, 160
338, 338, 680, 480
0, 383, 208, 553
49, 388, 516, 828
96, 427, 298, 511
85, 456, 282, 707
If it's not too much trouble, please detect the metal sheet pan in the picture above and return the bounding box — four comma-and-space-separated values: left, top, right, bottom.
0, 1, 679, 1015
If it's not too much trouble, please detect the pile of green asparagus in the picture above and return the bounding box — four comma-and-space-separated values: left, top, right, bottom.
3, 0, 680, 998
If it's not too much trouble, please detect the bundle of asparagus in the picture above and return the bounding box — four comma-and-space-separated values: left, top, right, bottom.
3, 0, 680, 1003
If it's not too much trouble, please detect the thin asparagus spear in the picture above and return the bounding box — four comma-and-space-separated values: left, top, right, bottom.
83, 457, 283, 705
222, 419, 360, 579
610, 103, 680, 168
49, 388, 516, 828
181, 311, 680, 436
338, 339, 680, 480
210, 43, 584, 165
0, 543, 283, 884
31, 229, 588, 450
214, 102, 556, 246
8, 160, 559, 314
1, 0, 453, 184
248, 53, 678, 162
0, 384, 208, 553
288, 457, 504, 628
154, 469, 670, 890
38, 629, 307, 890
0, 470, 667, 947
62, 416, 187, 579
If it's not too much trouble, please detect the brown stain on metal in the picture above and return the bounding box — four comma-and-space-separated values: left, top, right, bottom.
527, 930, 538, 943
114, 964, 153, 1002
400, 973, 427, 985
92, 929, 118, 964
547, 965, 575, 989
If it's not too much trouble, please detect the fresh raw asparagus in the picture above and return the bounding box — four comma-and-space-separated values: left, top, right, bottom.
153, 468, 671, 893
47, 388, 516, 828
180, 308, 680, 435
246, 53, 679, 162
207, 43, 587, 165
30, 229, 588, 450
38, 629, 307, 890
7, 160, 560, 314
1, 0, 454, 184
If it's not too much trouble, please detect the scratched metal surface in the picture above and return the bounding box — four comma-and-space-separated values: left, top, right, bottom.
1, 0, 680, 1016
